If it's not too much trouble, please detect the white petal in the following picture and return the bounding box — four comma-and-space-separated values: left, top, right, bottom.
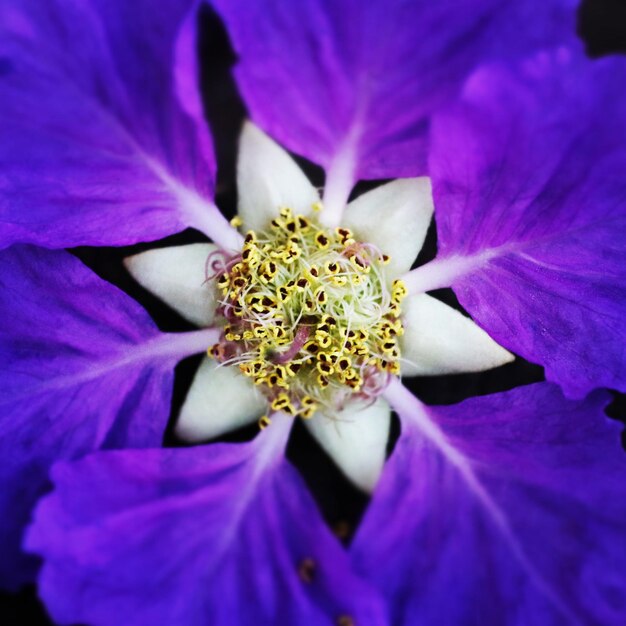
342, 178, 433, 276
176, 357, 267, 442
125, 244, 218, 327
305, 399, 391, 493
237, 122, 320, 232
400, 294, 514, 376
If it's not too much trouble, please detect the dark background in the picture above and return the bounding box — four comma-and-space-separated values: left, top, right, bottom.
2, 0, 625, 623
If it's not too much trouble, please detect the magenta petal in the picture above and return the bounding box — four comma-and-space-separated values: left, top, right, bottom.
352, 382, 626, 625
213, 0, 577, 184
0, 246, 176, 588
26, 437, 386, 626
0, 0, 217, 249
429, 51, 626, 397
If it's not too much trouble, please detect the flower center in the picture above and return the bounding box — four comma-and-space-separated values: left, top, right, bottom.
207, 207, 406, 422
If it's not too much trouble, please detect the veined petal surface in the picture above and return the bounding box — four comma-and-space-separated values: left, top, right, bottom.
429, 50, 626, 397
27, 423, 387, 626
0, 0, 226, 249
352, 381, 626, 625
0, 246, 191, 588
213, 0, 577, 188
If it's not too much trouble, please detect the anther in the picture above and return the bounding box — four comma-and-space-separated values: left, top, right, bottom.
307, 265, 320, 279
271, 393, 291, 411
315, 287, 327, 304
315, 232, 330, 249
304, 341, 320, 354
335, 227, 352, 241
317, 374, 330, 388
322, 315, 337, 327
333, 520, 352, 540
324, 261, 339, 275
297, 558, 317, 584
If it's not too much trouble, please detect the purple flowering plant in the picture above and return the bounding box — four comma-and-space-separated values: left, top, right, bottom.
1, 0, 626, 624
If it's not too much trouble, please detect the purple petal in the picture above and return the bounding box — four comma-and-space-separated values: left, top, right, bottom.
0, 0, 236, 249
213, 0, 577, 196
423, 50, 626, 398
26, 426, 386, 626
352, 381, 626, 625
0, 246, 190, 588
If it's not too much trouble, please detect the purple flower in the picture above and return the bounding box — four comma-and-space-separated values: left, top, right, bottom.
0, 0, 227, 588
122, 123, 511, 471
1, 0, 625, 624
0, 244, 212, 587
407, 49, 626, 399
353, 382, 626, 625
0, 0, 238, 251
212, 0, 579, 220
25, 383, 626, 625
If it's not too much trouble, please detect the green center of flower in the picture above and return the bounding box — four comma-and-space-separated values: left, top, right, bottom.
207, 207, 406, 424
